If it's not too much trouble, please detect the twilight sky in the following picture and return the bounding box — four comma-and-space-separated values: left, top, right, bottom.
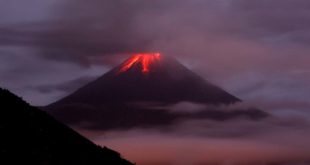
1, 0, 310, 107
2, 1, 310, 165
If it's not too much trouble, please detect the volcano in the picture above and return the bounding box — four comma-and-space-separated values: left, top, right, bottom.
49, 53, 240, 106
46, 53, 267, 130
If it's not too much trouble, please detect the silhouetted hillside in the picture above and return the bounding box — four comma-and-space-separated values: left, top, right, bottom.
0, 88, 134, 165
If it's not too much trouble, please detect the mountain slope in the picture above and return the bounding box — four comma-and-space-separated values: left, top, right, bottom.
0, 88, 133, 165
46, 53, 267, 130
49, 54, 240, 107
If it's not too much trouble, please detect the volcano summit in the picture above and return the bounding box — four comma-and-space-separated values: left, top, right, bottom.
49, 53, 240, 105
46, 53, 267, 130
118, 53, 161, 74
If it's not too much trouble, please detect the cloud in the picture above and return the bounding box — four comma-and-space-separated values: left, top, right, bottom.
2, 2, 310, 164
79, 113, 310, 165
2, 0, 310, 65
32, 76, 96, 94
1, 0, 310, 108
0, 0, 56, 24
95, 133, 310, 165
4, 0, 310, 64
0, 45, 108, 105
70, 99, 310, 165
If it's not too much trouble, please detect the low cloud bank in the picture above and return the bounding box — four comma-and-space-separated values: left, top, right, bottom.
75, 101, 310, 165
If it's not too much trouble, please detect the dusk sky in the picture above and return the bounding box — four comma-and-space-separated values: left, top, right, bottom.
1, 0, 310, 106
1, 1, 310, 164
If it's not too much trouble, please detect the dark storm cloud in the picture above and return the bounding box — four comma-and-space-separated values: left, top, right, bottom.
0, 0, 234, 65
33, 76, 96, 94
0, 0, 171, 66
2, 0, 310, 66
2, 0, 310, 73
2, 0, 310, 57
1, 0, 310, 105
0, 23, 148, 67
228, 0, 310, 44
0, 44, 107, 105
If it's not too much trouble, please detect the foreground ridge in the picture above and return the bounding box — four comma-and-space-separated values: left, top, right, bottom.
0, 88, 134, 165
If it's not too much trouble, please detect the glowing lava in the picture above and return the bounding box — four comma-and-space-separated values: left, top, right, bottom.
119, 53, 161, 74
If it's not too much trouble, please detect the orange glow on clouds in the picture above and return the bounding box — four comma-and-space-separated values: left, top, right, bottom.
119, 53, 161, 74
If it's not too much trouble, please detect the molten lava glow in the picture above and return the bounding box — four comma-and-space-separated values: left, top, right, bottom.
119, 53, 161, 74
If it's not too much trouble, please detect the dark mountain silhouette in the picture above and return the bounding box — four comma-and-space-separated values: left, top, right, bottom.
0, 88, 133, 165
46, 53, 267, 130
49, 53, 240, 106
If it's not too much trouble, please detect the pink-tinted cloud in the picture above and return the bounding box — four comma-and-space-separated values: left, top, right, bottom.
1, 0, 310, 105
73, 100, 310, 165
81, 116, 310, 165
